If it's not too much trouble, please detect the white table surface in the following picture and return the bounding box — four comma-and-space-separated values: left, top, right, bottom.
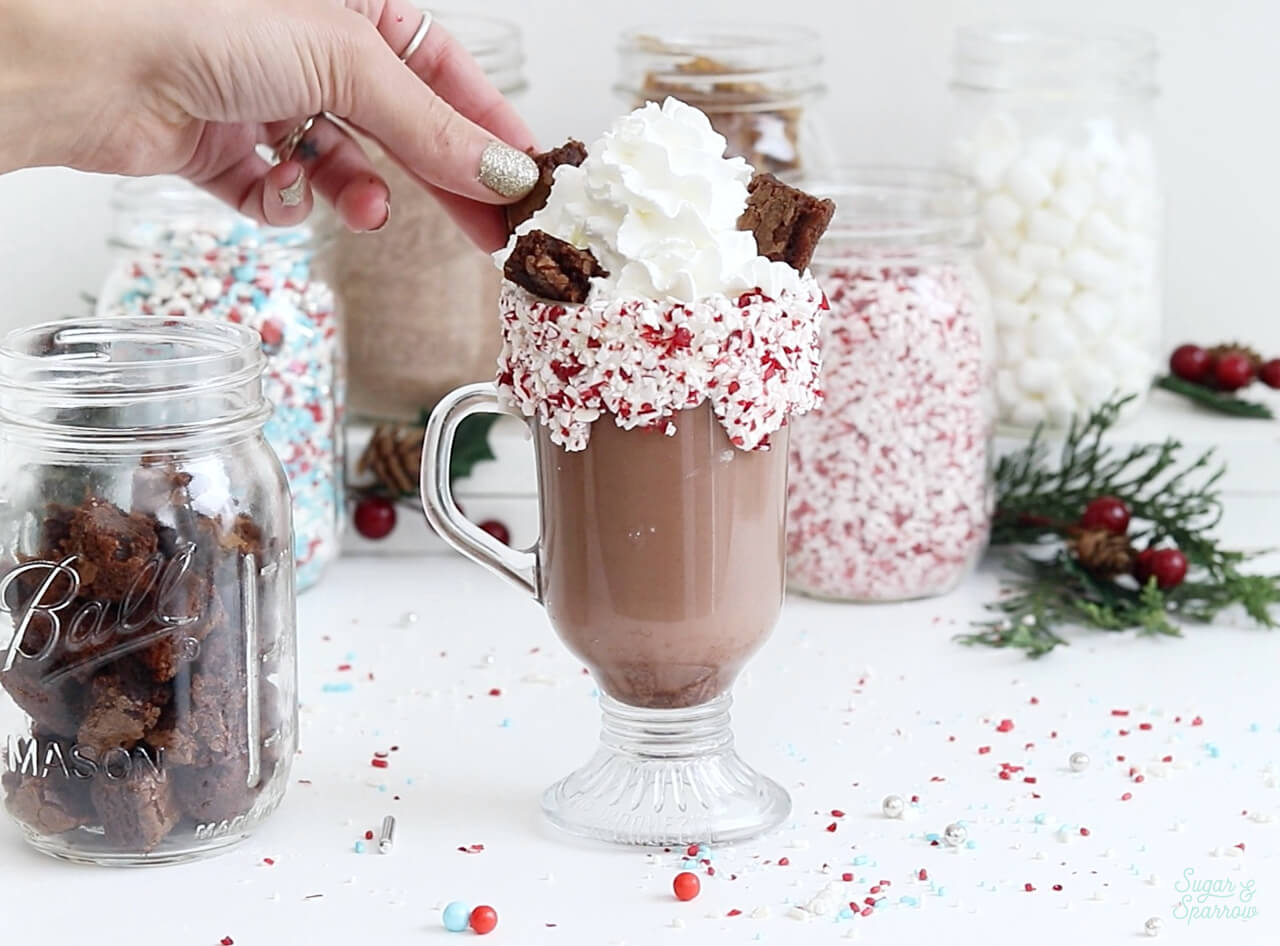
5, 553, 1280, 946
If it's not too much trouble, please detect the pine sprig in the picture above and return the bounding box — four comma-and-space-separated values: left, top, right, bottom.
1155, 374, 1274, 419
965, 395, 1280, 655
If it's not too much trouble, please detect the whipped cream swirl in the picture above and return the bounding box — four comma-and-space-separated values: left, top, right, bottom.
498, 98, 803, 303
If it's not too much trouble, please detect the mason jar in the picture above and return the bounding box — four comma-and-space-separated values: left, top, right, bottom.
616, 23, 831, 182
787, 168, 996, 602
97, 179, 343, 591
334, 10, 529, 421
949, 24, 1162, 428
0, 318, 298, 865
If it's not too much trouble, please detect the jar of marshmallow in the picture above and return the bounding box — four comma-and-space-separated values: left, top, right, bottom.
786, 168, 995, 602
950, 24, 1162, 429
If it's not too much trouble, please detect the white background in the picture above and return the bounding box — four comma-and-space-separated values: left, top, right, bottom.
0, 0, 1277, 350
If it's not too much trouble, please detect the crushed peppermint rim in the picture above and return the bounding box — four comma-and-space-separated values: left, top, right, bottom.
496, 279, 825, 452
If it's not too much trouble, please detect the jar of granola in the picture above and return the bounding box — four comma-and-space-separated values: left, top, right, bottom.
0, 318, 298, 865
98, 178, 343, 591
616, 23, 831, 182
786, 168, 996, 601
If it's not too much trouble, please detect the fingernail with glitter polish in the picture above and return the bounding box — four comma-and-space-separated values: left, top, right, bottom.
278, 166, 306, 208
478, 141, 538, 199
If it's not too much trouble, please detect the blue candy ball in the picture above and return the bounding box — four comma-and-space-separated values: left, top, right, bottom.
442, 901, 471, 932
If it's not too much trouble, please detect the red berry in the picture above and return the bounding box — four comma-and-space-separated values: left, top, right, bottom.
479, 519, 511, 546
673, 871, 701, 901
1213, 352, 1255, 391
1081, 495, 1131, 534
1260, 359, 1280, 389
1169, 344, 1210, 383
469, 905, 498, 935
1146, 548, 1188, 589
353, 496, 396, 540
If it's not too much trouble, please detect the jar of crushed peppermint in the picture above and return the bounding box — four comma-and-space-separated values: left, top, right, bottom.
0, 317, 297, 865
97, 178, 344, 591
786, 168, 996, 602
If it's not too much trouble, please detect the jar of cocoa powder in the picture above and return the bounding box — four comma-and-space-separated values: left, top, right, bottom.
0, 318, 297, 865
616, 23, 832, 182
333, 10, 528, 422
786, 168, 996, 602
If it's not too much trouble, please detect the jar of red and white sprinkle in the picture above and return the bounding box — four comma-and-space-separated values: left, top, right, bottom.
786, 168, 995, 601
97, 179, 344, 592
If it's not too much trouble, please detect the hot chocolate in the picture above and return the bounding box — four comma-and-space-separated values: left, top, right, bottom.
539, 404, 787, 708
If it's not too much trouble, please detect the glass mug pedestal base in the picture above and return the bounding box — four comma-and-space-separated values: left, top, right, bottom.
541, 692, 791, 845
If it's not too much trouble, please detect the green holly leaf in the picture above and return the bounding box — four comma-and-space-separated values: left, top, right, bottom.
449, 413, 498, 484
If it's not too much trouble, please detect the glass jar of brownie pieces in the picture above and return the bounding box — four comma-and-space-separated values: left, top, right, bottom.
0, 318, 297, 865
617, 23, 832, 181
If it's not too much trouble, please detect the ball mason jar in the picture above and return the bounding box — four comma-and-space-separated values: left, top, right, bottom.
616, 22, 832, 182
333, 10, 529, 421
787, 168, 996, 602
98, 179, 343, 591
0, 318, 298, 865
949, 24, 1162, 429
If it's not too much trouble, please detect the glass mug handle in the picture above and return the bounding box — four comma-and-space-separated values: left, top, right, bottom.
420, 382, 540, 599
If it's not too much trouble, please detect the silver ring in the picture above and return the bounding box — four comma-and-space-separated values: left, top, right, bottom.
399, 11, 432, 63
272, 115, 317, 164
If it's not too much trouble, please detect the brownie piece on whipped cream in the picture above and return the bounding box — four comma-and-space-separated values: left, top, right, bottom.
504, 139, 589, 232
504, 230, 608, 304
737, 173, 835, 272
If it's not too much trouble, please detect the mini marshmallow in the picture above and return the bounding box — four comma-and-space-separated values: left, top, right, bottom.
1032, 274, 1076, 302
1067, 358, 1118, 403
981, 193, 1024, 235
1004, 160, 1054, 208
1058, 149, 1099, 187
1016, 357, 1060, 395
1016, 243, 1061, 274
1067, 292, 1116, 337
1010, 398, 1047, 427
982, 253, 1037, 299
1025, 137, 1066, 177
1043, 383, 1079, 426
974, 149, 1016, 192
1080, 209, 1128, 254
1027, 308, 1079, 359
993, 300, 1031, 329
1050, 182, 1094, 223
1026, 209, 1077, 249
997, 330, 1028, 364
1063, 247, 1119, 292
996, 368, 1020, 407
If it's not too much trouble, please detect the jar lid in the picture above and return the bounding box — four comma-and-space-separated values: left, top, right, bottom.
953, 22, 1158, 96
806, 167, 980, 263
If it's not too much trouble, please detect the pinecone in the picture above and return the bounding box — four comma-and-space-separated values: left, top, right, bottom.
1209, 342, 1264, 371
1070, 527, 1135, 579
357, 424, 425, 496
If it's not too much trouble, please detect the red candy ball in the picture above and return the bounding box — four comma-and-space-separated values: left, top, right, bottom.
673, 871, 701, 901
353, 496, 397, 540
479, 519, 511, 546
1213, 352, 1255, 391
1260, 359, 1280, 390
1081, 496, 1131, 535
1169, 344, 1210, 383
469, 905, 498, 935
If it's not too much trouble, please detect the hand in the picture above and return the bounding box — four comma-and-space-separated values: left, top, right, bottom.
0, 0, 538, 250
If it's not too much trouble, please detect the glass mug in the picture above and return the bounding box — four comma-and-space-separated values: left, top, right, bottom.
421, 384, 791, 845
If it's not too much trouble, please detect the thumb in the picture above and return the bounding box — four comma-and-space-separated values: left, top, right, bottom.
339, 21, 538, 205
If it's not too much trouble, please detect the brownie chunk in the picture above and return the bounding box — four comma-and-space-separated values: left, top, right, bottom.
59, 498, 159, 601
1, 664, 84, 736
77, 667, 169, 751
90, 768, 180, 851
504, 139, 588, 233
737, 173, 835, 272
4, 771, 95, 834
173, 756, 266, 823
504, 230, 608, 304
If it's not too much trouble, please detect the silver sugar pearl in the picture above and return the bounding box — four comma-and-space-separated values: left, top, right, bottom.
401, 611, 419, 627
1144, 916, 1163, 937
1069, 751, 1091, 772
944, 822, 968, 847
881, 794, 905, 819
